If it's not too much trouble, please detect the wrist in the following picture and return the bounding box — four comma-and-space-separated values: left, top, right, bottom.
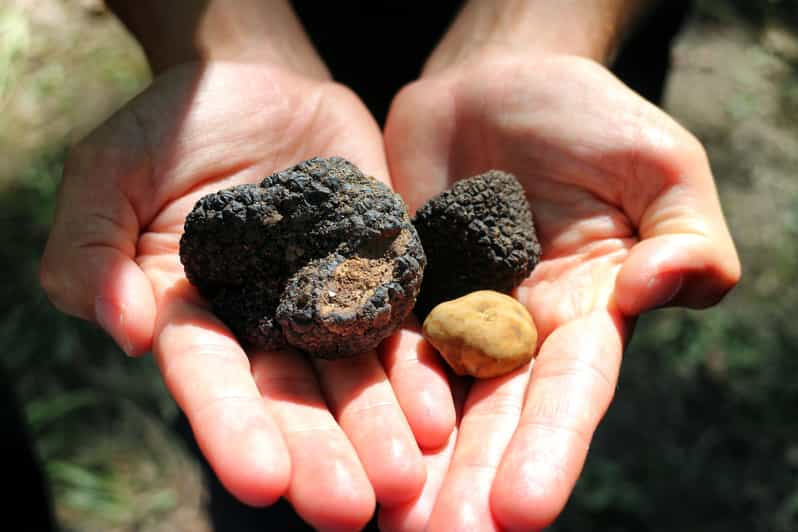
423, 0, 654, 77
107, 0, 329, 78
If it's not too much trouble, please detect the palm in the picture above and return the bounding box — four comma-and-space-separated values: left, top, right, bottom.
46, 61, 455, 530
132, 62, 390, 307
382, 54, 736, 530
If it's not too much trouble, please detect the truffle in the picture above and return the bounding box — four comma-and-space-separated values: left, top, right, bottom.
179, 156, 425, 358
423, 290, 538, 378
412, 170, 541, 318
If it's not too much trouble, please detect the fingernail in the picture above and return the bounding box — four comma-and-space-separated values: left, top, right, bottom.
95, 296, 134, 356
646, 273, 684, 310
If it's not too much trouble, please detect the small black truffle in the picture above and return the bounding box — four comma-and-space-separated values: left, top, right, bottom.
180, 157, 425, 358
412, 170, 541, 319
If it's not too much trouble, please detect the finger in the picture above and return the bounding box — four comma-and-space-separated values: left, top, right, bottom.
615, 134, 740, 315
40, 116, 157, 355
153, 287, 290, 506
427, 364, 532, 531
482, 61, 739, 315
252, 350, 375, 531
491, 310, 625, 531
315, 354, 426, 507
379, 320, 456, 450
379, 372, 470, 532
378, 427, 458, 532
616, 230, 740, 314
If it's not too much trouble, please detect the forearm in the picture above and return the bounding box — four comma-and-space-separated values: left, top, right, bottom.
424, 0, 656, 75
106, 0, 328, 78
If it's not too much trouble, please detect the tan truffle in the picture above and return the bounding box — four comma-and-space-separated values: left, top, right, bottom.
422, 290, 538, 378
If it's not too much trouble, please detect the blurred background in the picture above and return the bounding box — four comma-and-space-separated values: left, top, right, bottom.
1, 1, 796, 531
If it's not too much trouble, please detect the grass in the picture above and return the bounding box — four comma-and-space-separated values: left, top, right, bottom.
0, 5, 200, 528
0, 146, 194, 530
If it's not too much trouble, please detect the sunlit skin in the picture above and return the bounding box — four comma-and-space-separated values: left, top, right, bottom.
40, 62, 456, 531
40, 1, 743, 529
379, 52, 740, 531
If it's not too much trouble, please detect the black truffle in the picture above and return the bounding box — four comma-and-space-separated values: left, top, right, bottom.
412, 170, 541, 319
179, 157, 425, 358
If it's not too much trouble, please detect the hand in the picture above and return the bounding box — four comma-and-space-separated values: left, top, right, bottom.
379, 52, 740, 530
39, 61, 455, 530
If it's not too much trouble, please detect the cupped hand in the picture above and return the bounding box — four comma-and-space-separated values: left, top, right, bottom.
381, 53, 740, 531
39, 61, 455, 530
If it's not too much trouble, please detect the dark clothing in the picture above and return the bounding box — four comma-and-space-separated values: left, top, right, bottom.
294, 0, 691, 124
294, 0, 464, 125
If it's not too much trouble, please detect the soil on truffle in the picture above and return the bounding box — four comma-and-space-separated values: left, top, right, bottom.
320, 258, 393, 314
179, 156, 426, 358
412, 170, 541, 319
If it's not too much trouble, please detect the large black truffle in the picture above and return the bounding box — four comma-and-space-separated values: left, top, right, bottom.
412, 170, 541, 319
180, 157, 425, 358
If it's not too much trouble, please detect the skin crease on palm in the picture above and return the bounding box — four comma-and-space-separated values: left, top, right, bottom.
38, 3, 742, 531
379, 53, 740, 532
40, 62, 458, 531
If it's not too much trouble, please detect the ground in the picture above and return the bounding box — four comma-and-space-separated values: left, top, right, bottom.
1, 1, 797, 531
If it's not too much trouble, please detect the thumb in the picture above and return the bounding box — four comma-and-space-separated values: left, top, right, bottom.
615, 144, 741, 316
40, 108, 157, 355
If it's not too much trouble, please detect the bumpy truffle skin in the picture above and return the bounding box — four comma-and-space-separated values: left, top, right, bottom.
412, 170, 541, 319
179, 157, 425, 358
